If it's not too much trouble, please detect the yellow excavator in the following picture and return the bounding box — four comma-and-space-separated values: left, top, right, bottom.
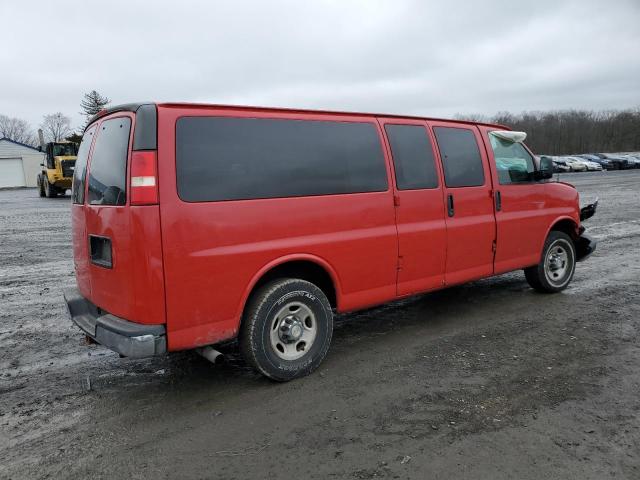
36, 129, 78, 197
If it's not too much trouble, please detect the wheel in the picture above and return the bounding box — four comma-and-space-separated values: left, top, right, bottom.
44, 178, 57, 198
37, 175, 45, 197
240, 278, 333, 381
525, 231, 576, 293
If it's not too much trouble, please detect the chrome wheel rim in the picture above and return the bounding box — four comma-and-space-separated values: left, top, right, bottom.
544, 240, 572, 286
269, 301, 317, 360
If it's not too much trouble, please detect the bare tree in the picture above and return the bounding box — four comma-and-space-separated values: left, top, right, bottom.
40, 112, 72, 143
0, 114, 37, 146
80, 90, 111, 125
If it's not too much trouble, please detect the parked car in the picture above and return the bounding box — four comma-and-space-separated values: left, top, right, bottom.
64, 102, 597, 381
562, 157, 588, 172
595, 153, 630, 170
548, 156, 571, 173
620, 154, 640, 168
577, 154, 612, 170
566, 157, 602, 171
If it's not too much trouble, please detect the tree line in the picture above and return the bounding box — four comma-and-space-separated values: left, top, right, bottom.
457, 108, 640, 155
0, 90, 110, 147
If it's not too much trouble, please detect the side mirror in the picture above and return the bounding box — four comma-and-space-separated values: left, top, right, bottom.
535, 157, 554, 180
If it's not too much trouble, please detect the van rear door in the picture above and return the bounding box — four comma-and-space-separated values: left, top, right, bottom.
74, 109, 165, 326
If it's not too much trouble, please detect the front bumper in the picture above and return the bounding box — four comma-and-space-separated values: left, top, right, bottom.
64, 288, 166, 358
575, 232, 596, 262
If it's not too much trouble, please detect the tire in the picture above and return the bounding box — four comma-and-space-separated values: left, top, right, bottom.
37, 175, 45, 197
240, 278, 333, 381
525, 231, 576, 293
44, 178, 57, 198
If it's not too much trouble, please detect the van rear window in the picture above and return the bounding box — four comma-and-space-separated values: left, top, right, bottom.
72, 125, 96, 204
88, 117, 131, 206
176, 117, 388, 202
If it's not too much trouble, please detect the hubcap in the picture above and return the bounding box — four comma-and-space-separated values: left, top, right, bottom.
544, 241, 572, 285
270, 301, 317, 361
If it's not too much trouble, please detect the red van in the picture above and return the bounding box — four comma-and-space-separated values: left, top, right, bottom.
64, 103, 597, 381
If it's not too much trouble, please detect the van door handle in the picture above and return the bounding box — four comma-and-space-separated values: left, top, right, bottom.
447, 194, 454, 217
495, 190, 502, 211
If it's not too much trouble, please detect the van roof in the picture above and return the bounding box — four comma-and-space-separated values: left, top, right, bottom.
88, 101, 509, 131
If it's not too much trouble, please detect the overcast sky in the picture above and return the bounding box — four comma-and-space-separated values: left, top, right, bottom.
1, 0, 639, 131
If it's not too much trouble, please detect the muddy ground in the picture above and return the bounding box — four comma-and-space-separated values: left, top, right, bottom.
1, 171, 639, 479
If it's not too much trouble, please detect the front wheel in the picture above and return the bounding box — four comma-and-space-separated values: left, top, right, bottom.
240, 278, 333, 381
37, 175, 45, 197
44, 178, 57, 198
525, 231, 576, 293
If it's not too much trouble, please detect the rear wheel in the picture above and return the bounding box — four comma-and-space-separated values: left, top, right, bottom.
525, 231, 576, 293
240, 278, 333, 381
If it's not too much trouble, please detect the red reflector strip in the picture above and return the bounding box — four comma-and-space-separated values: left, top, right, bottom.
130, 151, 158, 205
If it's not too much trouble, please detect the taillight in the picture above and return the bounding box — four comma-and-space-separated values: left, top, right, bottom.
130, 150, 158, 205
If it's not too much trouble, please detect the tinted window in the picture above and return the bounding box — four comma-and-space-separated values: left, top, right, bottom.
72, 125, 96, 204
434, 127, 485, 188
489, 133, 535, 184
385, 124, 438, 190
88, 117, 131, 205
176, 117, 388, 202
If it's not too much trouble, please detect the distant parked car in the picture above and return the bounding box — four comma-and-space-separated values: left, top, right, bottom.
595, 153, 630, 170
577, 154, 612, 170
620, 154, 640, 168
562, 157, 588, 172
548, 157, 571, 173
566, 157, 602, 171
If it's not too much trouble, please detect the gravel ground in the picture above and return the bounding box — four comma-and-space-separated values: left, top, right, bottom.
1, 171, 639, 479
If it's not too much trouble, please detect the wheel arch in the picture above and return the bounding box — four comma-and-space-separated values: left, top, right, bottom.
237, 254, 342, 326
547, 216, 580, 241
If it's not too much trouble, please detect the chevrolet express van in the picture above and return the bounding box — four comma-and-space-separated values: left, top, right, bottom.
64, 103, 597, 381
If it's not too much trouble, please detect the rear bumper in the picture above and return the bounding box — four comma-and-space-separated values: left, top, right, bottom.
575, 233, 597, 262
63, 288, 166, 358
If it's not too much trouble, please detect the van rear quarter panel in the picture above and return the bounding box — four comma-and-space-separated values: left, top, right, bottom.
157, 106, 398, 351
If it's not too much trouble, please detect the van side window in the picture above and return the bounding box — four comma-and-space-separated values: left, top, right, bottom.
71, 125, 97, 204
385, 124, 438, 190
176, 117, 388, 202
433, 127, 484, 188
87, 117, 131, 206
489, 134, 535, 184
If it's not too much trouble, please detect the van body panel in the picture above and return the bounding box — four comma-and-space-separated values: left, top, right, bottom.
428, 121, 497, 286
71, 204, 91, 299
540, 183, 581, 242
157, 106, 398, 351
85, 203, 165, 325
378, 117, 448, 296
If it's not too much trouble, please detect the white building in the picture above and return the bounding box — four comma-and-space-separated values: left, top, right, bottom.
0, 138, 44, 188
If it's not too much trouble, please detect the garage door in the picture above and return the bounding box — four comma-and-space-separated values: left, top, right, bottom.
0, 158, 26, 188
